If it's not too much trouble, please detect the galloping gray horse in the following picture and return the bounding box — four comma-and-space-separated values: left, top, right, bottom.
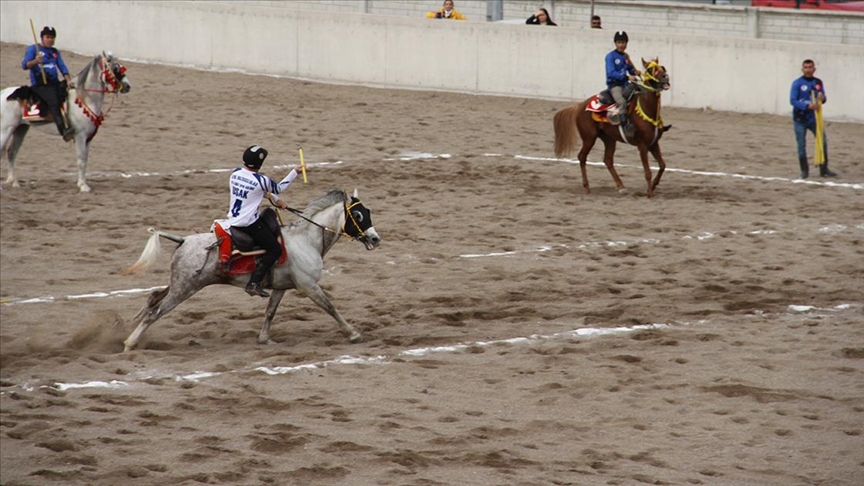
122, 189, 380, 351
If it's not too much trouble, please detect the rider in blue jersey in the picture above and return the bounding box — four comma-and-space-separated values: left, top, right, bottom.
605, 31, 640, 138
21, 26, 76, 141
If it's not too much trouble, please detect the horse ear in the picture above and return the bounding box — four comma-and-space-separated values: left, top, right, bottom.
353, 188, 359, 199
642, 57, 649, 68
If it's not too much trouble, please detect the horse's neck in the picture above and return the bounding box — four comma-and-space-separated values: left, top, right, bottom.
636, 91, 660, 116
311, 203, 345, 257
74, 60, 106, 112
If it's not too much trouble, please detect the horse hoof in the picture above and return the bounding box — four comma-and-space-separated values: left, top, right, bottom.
348, 333, 364, 344
258, 337, 274, 345
618, 188, 627, 194
79, 184, 91, 193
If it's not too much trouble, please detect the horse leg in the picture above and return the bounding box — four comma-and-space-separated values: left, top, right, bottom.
601, 136, 626, 193
649, 143, 666, 191
258, 289, 286, 344
637, 144, 655, 198
299, 284, 363, 343
74, 139, 90, 193
2, 125, 28, 188
576, 136, 597, 194
123, 283, 200, 352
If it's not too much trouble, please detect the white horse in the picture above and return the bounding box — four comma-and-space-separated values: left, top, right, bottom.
0, 51, 131, 192
122, 189, 381, 352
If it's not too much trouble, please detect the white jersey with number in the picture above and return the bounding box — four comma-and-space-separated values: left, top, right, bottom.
221, 167, 297, 229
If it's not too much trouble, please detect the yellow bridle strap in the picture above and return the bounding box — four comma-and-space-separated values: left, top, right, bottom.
344, 201, 366, 239
641, 61, 660, 83
636, 98, 664, 128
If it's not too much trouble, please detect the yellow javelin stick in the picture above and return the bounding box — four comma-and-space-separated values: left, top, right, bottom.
812, 91, 825, 167
298, 147, 308, 183
29, 19, 48, 85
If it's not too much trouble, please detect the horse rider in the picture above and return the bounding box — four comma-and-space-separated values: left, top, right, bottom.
21, 26, 76, 142
605, 31, 641, 138
224, 146, 301, 298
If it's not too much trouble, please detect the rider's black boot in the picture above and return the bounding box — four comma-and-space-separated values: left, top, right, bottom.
245, 265, 270, 298
623, 120, 635, 139
798, 156, 809, 179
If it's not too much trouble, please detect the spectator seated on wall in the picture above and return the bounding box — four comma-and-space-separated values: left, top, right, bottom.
426, 0, 466, 20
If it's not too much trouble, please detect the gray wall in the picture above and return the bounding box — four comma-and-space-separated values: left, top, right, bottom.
204, 0, 864, 45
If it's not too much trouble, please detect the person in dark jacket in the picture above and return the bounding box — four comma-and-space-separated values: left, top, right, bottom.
526, 8, 557, 26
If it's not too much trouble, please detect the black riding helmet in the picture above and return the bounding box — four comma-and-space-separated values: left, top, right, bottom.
243, 145, 268, 170
614, 31, 628, 43
40, 26, 57, 38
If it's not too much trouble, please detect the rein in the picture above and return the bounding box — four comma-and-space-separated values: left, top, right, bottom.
285, 200, 367, 241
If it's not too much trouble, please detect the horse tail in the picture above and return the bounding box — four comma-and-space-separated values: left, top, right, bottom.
553, 103, 583, 158
122, 228, 184, 275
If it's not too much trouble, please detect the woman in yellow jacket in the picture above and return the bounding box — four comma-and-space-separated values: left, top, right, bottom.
426, 0, 467, 20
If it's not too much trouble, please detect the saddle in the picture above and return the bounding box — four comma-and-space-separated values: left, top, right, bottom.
7, 86, 66, 123
212, 208, 288, 276
586, 87, 637, 125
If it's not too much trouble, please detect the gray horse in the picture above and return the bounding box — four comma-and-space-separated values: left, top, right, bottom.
122, 189, 380, 352
1, 52, 132, 192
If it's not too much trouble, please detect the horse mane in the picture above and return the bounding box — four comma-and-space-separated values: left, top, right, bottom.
74, 55, 101, 99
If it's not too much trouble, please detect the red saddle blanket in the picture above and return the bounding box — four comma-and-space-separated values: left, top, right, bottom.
585, 94, 618, 124
213, 223, 287, 276
22, 101, 48, 121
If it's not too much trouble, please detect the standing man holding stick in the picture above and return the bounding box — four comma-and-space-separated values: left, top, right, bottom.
790, 59, 836, 179
21, 25, 76, 142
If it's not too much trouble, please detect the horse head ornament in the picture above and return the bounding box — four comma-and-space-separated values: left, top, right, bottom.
101, 51, 131, 94
344, 188, 381, 250
638, 58, 670, 92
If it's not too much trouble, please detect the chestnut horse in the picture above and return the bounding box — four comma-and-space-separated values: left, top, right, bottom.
553, 58, 671, 197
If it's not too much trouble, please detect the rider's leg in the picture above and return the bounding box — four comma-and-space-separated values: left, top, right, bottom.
56, 82, 74, 141
235, 220, 282, 298
33, 84, 73, 140
610, 86, 626, 125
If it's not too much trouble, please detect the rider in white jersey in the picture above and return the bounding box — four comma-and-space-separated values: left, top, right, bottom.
222, 145, 300, 297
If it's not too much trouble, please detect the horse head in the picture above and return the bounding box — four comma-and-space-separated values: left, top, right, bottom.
640, 58, 670, 92
101, 51, 132, 94
344, 188, 381, 250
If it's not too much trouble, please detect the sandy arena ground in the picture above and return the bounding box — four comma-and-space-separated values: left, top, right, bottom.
1, 42, 863, 485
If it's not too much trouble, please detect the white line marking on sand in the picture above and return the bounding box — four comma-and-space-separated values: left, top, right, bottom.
48, 322, 673, 391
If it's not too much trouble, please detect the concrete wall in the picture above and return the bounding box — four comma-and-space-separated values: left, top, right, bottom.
2, 1, 862, 121
190, 0, 864, 45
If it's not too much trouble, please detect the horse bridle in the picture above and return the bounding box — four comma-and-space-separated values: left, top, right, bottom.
633, 61, 668, 132
285, 200, 371, 243
635, 61, 667, 93
75, 54, 128, 126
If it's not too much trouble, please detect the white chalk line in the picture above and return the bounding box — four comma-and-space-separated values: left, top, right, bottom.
4, 223, 862, 306
4, 302, 851, 393
45, 151, 862, 190
3, 321, 670, 392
